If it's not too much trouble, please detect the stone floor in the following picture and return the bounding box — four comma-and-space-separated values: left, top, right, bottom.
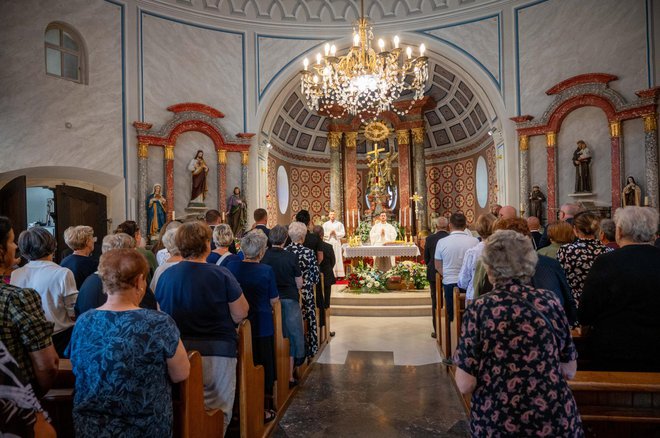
272, 316, 469, 437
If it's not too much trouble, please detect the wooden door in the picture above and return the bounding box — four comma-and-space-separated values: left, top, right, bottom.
54, 185, 108, 261
0, 176, 27, 237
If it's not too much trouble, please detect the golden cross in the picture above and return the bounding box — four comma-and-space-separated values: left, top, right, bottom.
366, 143, 385, 158
410, 192, 424, 210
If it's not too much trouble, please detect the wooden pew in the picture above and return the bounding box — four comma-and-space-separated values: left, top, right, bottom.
175, 351, 224, 438
569, 371, 660, 437
41, 359, 74, 437
272, 300, 291, 411
237, 319, 266, 438
450, 287, 466, 358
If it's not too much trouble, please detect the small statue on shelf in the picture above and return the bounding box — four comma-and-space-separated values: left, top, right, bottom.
622, 176, 642, 206
528, 185, 546, 221
573, 140, 592, 193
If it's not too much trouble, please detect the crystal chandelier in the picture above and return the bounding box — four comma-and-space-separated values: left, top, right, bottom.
300, 0, 429, 122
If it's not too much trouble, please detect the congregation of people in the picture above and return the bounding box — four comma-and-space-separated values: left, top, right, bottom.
0, 206, 338, 436
3, 198, 660, 437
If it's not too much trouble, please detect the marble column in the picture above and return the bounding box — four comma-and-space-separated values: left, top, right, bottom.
518, 135, 530, 217
396, 129, 411, 221
411, 127, 429, 232
644, 114, 659, 208
609, 121, 623, 209
328, 131, 343, 221
344, 131, 358, 234
241, 151, 249, 206
137, 142, 149, 232
217, 149, 227, 215
162, 144, 175, 221
545, 132, 557, 224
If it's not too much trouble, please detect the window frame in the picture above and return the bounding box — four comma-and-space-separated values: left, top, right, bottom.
44, 22, 87, 85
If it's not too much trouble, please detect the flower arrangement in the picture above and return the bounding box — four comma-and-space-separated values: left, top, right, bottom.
347, 261, 387, 293
384, 261, 429, 289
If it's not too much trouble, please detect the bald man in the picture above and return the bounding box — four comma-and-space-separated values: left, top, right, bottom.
527, 216, 542, 249
424, 216, 449, 338
538, 203, 581, 249
498, 205, 517, 220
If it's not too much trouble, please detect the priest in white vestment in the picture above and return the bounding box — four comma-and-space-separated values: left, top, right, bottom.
322, 211, 345, 277
369, 212, 398, 271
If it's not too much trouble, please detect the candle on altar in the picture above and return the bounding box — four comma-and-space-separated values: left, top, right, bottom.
645, 196, 650, 206
408, 207, 412, 229
172, 210, 176, 221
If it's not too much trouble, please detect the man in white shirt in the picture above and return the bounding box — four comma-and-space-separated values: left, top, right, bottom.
322, 211, 345, 278
370, 212, 398, 271
434, 212, 478, 322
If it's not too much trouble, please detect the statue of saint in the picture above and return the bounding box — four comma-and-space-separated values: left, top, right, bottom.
528, 185, 546, 220
572, 140, 592, 193
146, 183, 167, 238
187, 150, 209, 204
623, 176, 642, 206
382, 151, 398, 188
227, 186, 247, 237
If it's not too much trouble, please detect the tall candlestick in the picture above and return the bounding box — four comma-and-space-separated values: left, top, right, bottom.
408, 207, 412, 230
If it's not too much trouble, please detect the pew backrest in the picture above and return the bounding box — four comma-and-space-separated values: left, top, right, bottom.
179, 351, 224, 438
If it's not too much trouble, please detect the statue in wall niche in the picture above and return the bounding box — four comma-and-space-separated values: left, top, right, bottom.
227, 186, 247, 237
146, 183, 167, 238
528, 185, 546, 221
188, 150, 209, 205
572, 140, 592, 193
623, 176, 642, 206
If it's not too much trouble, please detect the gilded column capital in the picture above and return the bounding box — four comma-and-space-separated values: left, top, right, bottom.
411, 127, 425, 145
218, 149, 227, 164
546, 132, 556, 148
345, 132, 358, 148
164, 145, 174, 160
609, 121, 621, 137
644, 114, 657, 132
328, 131, 343, 149
138, 142, 149, 158
241, 150, 249, 165
519, 135, 529, 151
396, 129, 410, 145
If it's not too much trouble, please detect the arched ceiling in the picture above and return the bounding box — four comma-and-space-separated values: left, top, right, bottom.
267, 59, 492, 157
151, 0, 505, 27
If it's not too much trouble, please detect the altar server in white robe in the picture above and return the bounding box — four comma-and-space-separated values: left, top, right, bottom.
370, 212, 398, 271
323, 211, 345, 278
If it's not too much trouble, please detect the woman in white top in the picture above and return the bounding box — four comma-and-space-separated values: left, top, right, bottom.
11, 227, 78, 356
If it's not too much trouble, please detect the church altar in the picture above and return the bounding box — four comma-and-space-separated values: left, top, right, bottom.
343, 244, 420, 259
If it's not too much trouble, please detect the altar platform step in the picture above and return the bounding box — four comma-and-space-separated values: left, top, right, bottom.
330, 287, 431, 317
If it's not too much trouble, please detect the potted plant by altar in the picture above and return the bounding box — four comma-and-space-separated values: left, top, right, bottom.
384, 261, 429, 290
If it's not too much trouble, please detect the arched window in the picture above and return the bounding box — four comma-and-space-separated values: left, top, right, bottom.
45, 22, 86, 84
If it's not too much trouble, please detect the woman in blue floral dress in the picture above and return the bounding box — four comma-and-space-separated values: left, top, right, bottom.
286, 222, 320, 359
67, 249, 190, 437
454, 230, 583, 437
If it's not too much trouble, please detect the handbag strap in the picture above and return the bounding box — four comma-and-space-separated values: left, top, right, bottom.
216, 252, 231, 266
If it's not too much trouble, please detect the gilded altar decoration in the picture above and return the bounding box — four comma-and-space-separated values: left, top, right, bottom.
364, 121, 390, 142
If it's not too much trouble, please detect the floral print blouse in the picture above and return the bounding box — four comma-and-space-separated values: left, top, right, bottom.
557, 238, 612, 306
454, 281, 583, 437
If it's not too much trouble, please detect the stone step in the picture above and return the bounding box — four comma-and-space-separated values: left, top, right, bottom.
331, 304, 431, 317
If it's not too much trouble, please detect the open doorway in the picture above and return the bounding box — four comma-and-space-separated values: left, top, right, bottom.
27, 187, 55, 234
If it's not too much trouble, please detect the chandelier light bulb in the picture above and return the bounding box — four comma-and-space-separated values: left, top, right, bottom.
331, 45, 337, 56
353, 33, 360, 46
378, 38, 385, 51
324, 43, 330, 56
313, 75, 319, 84
393, 35, 400, 49
419, 43, 426, 57
316, 53, 322, 64
303, 58, 309, 70
406, 46, 412, 59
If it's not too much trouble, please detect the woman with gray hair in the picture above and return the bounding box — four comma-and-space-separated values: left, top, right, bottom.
225, 230, 279, 421
580, 206, 660, 371
75, 233, 157, 317
60, 225, 98, 289
286, 222, 320, 359
207, 223, 242, 267
150, 228, 183, 292
11, 227, 78, 356
454, 230, 582, 436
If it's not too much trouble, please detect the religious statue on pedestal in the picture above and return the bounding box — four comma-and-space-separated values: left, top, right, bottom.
573, 140, 592, 193
187, 150, 209, 205
227, 186, 247, 237
146, 183, 167, 239
528, 185, 546, 220
623, 176, 642, 206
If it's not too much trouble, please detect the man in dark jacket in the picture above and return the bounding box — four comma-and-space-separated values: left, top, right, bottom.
313, 226, 336, 336
424, 216, 449, 338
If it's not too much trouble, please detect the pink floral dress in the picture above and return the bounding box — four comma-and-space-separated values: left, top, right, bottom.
454, 280, 583, 437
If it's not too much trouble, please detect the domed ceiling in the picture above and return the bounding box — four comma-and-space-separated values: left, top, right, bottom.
151, 0, 504, 26
267, 59, 491, 157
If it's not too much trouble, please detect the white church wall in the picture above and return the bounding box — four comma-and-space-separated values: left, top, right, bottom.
623, 118, 647, 199
517, 0, 647, 118
0, 0, 125, 221
140, 12, 244, 134
556, 107, 611, 207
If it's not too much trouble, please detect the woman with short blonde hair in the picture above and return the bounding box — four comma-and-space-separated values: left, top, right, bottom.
207, 224, 241, 267
61, 226, 98, 290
